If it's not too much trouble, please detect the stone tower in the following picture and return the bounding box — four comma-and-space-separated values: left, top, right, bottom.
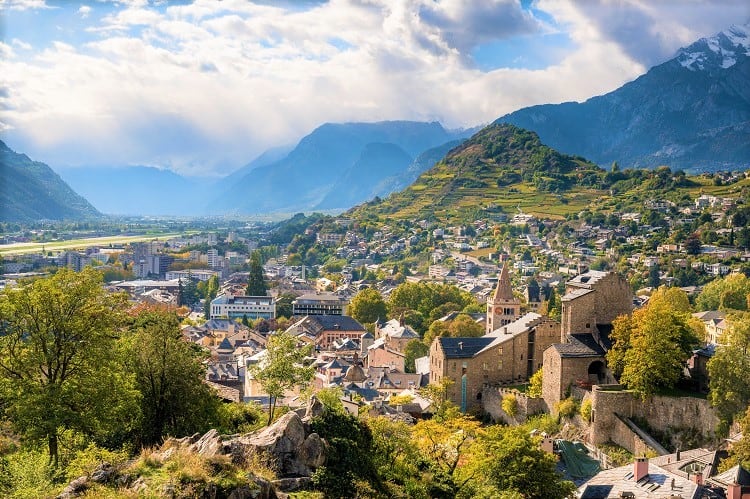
486, 263, 521, 333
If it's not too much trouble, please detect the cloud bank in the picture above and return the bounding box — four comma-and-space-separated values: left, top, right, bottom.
1, 0, 747, 175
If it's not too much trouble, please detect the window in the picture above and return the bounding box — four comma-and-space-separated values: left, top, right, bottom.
483, 362, 489, 371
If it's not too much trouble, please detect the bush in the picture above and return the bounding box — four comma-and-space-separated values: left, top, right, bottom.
216, 402, 265, 434
556, 397, 577, 419
528, 369, 543, 398
0, 449, 58, 499
580, 399, 593, 423
502, 394, 519, 418
65, 443, 130, 482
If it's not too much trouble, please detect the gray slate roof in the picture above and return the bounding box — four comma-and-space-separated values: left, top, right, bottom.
439, 337, 494, 359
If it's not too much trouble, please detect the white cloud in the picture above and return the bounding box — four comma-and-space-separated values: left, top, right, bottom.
78, 4, 91, 18
11, 38, 32, 50
541, 0, 750, 68
2, 0, 747, 175
0, 0, 51, 10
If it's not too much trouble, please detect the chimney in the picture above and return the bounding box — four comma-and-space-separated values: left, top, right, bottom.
728, 483, 741, 499
634, 457, 649, 482
691, 472, 703, 486
675, 448, 680, 461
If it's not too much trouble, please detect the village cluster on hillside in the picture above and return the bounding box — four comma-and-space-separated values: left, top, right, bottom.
3, 179, 750, 497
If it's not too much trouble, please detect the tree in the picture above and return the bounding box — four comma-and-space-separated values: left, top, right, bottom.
696, 274, 750, 312
612, 287, 701, 398
246, 250, 268, 296
528, 368, 543, 398
203, 274, 219, 318
178, 276, 200, 307
708, 312, 750, 434
502, 394, 518, 417
249, 330, 314, 424
471, 426, 576, 499
124, 305, 222, 446
725, 406, 750, 470
404, 339, 429, 373
0, 268, 137, 466
348, 288, 387, 324
684, 235, 702, 256
274, 292, 297, 319
412, 415, 484, 497
424, 314, 484, 346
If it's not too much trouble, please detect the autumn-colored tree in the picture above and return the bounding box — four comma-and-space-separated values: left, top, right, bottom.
610, 287, 701, 398
708, 311, 750, 434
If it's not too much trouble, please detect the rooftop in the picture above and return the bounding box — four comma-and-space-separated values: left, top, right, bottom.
439, 337, 494, 359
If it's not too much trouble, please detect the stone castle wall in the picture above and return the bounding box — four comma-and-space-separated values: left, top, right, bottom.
483, 386, 548, 424
590, 386, 719, 453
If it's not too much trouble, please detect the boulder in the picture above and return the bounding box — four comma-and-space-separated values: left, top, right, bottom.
190, 428, 223, 457
272, 477, 312, 493
56, 476, 88, 499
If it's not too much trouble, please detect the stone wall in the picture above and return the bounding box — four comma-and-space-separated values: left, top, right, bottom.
483, 386, 548, 424
590, 386, 719, 453
562, 289, 597, 335
542, 348, 606, 411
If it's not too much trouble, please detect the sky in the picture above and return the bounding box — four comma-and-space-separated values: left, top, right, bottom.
1, 0, 749, 177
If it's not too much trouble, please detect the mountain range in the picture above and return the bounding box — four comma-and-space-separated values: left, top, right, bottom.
3, 24, 750, 220
0, 140, 100, 222
497, 23, 750, 171
208, 121, 475, 215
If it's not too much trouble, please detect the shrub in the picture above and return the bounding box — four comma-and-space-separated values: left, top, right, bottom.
556, 397, 577, 419
528, 369, 543, 398
580, 399, 593, 423
65, 444, 130, 482
0, 449, 58, 499
502, 394, 519, 418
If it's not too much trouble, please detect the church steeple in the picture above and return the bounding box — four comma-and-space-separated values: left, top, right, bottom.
486, 262, 521, 333
493, 262, 514, 302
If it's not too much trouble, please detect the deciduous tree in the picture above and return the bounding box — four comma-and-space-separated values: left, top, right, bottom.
708, 312, 750, 434
348, 288, 387, 324
0, 268, 138, 465
614, 287, 701, 398
124, 305, 222, 446
249, 330, 314, 424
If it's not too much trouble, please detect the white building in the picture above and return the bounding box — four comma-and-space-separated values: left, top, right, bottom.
210, 294, 276, 320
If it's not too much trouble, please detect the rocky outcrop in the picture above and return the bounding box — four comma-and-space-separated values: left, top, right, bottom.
56, 398, 329, 498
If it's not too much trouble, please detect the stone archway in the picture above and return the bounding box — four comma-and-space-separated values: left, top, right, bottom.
587, 360, 607, 384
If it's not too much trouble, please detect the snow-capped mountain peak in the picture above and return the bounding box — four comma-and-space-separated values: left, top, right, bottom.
676, 22, 750, 71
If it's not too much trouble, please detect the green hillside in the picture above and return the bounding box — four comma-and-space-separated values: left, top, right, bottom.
348, 123, 750, 225
349, 124, 606, 223
0, 141, 101, 222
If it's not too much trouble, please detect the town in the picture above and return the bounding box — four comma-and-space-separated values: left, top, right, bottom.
2, 170, 750, 497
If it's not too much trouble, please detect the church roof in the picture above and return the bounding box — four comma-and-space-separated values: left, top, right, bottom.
491, 263, 514, 302
439, 337, 494, 358
479, 312, 544, 355
553, 334, 606, 358
568, 270, 609, 288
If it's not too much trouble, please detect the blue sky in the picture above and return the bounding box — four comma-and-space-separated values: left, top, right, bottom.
1, 0, 748, 176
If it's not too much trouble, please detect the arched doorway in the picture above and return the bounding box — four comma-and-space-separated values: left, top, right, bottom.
587, 360, 607, 385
